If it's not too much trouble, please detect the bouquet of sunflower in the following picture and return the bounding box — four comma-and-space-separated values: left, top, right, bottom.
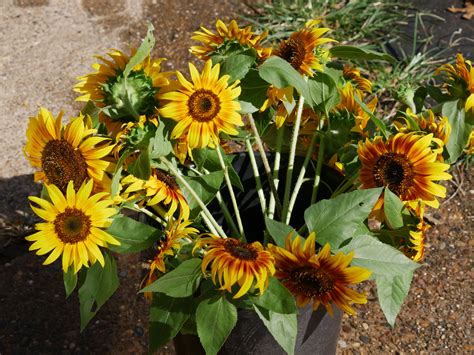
23, 18, 473, 354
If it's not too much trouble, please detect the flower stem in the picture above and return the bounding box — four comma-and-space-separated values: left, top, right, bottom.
331, 172, 360, 199
248, 114, 283, 218
286, 128, 318, 224
281, 94, 305, 222
311, 133, 326, 205
216, 147, 246, 239
268, 126, 284, 219
161, 157, 227, 238
245, 138, 266, 215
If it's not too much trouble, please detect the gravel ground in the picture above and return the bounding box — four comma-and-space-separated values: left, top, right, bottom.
0, 0, 472, 354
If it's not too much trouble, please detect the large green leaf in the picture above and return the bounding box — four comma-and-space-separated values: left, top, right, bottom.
329, 45, 395, 62
308, 72, 340, 112
220, 49, 257, 83
196, 296, 238, 355
149, 122, 173, 158
383, 188, 404, 230
304, 188, 383, 248
107, 215, 161, 253
149, 293, 195, 352
442, 100, 472, 163
338, 232, 420, 278
254, 305, 297, 355
63, 266, 77, 298
250, 277, 297, 314
239, 69, 270, 112
376, 271, 413, 326
123, 23, 155, 77
78, 253, 119, 331
181, 171, 224, 216
140, 258, 202, 297
258, 56, 312, 106
128, 149, 151, 180
264, 217, 297, 247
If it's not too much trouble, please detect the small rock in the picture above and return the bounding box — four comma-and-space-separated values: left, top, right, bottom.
338, 340, 347, 348
134, 325, 144, 337
69, 342, 76, 349
362, 323, 369, 330
4, 262, 11, 267
26, 280, 33, 285
353, 342, 361, 348
359, 335, 370, 344
439, 242, 446, 250
342, 325, 351, 333
119, 271, 127, 278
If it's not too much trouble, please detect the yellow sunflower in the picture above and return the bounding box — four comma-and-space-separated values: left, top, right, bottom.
260, 86, 295, 128
342, 64, 372, 94
74, 48, 172, 136
466, 128, 474, 155
143, 219, 198, 299
24, 108, 115, 193
358, 133, 452, 209
435, 53, 474, 112
274, 19, 335, 76
159, 59, 243, 149
190, 19, 272, 61
268, 233, 371, 315
121, 169, 190, 220
196, 235, 275, 299
26, 180, 119, 273
404, 202, 430, 262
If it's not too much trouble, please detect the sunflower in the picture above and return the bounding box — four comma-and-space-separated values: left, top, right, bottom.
268, 233, 371, 315
143, 219, 198, 298
466, 128, 474, 155
435, 53, 474, 112
121, 169, 190, 220
358, 133, 452, 209
74, 48, 172, 135
260, 86, 294, 128
274, 19, 335, 76
26, 180, 119, 273
196, 235, 275, 299
24, 108, 115, 193
159, 59, 243, 149
190, 19, 272, 61
404, 202, 430, 262
342, 64, 372, 94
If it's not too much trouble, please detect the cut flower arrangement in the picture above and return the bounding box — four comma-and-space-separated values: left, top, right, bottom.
24, 19, 473, 354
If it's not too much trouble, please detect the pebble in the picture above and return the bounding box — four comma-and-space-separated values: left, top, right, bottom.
359, 335, 370, 344
134, 326, 144, 337
338, 340, 347, 348
4, 262, 11, 267
26, 280, 33, 285
439, 242, 446, 250
362, 323, 369, 330
353, 342, 361, 348
119, 271, 127, 278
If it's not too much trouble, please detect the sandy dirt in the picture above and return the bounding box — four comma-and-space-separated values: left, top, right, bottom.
0, 0, 472, 354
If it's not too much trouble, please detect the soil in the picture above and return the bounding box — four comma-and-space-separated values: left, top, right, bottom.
0, 0, 472, 354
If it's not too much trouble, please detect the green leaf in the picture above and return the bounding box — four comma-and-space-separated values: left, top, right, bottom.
149, 121, 173, 158
308, 72, 340, 112
376, 271, 413, 326
63, 266, 77, 298
239, 69, 270, 111
258, 56, 312, 106
107, 215, 162, 253
339, 232, 420, 278
123, 23, 155, 78
78, 253, 119, 331
149, 293, 194, 352
442, 100, 472, 163
264, 217, 297, 247
193, 148, 243, 191
354, 95, 389, 139
128, 149, 151, 180
254, 305, 297, 355
250, 277, 297, 314
329, 45, 395, 62
196, 296, 238, 355
181, 171, 224, 216
220, 50, 256, 83
383, 188, 404, 230
304, 188, 383, 248
80, 101, 100, 128
141, 258, 202, 297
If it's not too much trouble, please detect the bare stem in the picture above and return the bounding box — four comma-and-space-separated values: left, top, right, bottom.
311, 134, 326, 204
245, 138, 266, 214
268, 126, 284, 219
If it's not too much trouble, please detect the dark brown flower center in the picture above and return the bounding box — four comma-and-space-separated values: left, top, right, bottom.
188, 89, 221, 122
154, 169, 179, 190
54, 207, 91, 244
225, 239, 258, 260
276, 38, 306, 71
373, 153, 415, 196
41, 139, 88, 192
290, 267, 334, 297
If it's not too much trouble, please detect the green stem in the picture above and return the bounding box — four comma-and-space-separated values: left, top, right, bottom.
161, 157, 227, 238
245, 138, 266, 214
200, 212, 219, 236
248, 114, 283, 218
281, 94, 305, 222
286, 129, 318, 224
131, 203, 166, 226
310, 134, 325, 205
268, 126, 284, 219
216, 147, 245, 240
